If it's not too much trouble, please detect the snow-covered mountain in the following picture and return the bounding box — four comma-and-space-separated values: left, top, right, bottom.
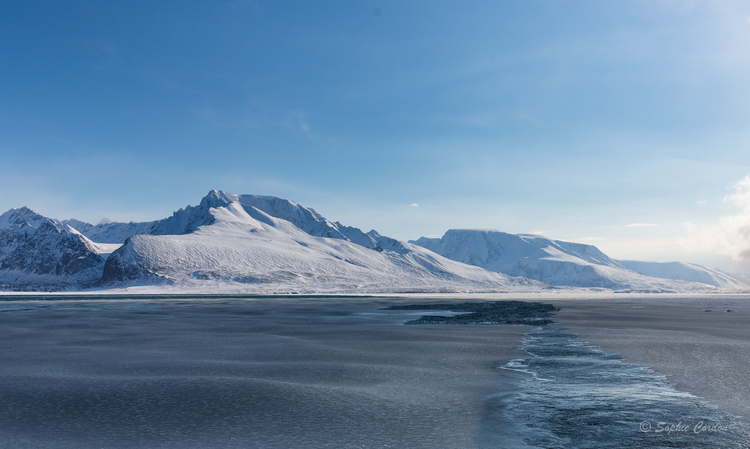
212, 191, 383, 251
63, 193, 222, 243
618, 260, 748, 290
0, 207, 104, 290
4, 193, 746, 293
411, 229, 745, 291
100, 193, 540, 293
66, 190, 382, 249
412, 230, 620, 273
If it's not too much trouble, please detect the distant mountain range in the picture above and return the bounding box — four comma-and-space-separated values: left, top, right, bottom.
411, 230, 747, 291
0, 190, 746, 293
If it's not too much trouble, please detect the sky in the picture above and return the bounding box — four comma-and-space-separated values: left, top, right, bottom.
1, 1, 750, 272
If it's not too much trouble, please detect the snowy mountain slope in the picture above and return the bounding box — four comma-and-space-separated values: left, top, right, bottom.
410, 229, 720, 292
618, 260, 750, 290
101, 201, 542, 293
0, 208, 104, 289
413, 230, 622, 272
66, 190, 382, 251
216, 191, 382, 250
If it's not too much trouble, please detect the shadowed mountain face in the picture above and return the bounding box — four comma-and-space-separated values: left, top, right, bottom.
0, 208, 104, 289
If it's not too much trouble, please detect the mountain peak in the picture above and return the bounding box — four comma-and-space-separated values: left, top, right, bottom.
200, 190, 238, 209
0, 206, 49, 230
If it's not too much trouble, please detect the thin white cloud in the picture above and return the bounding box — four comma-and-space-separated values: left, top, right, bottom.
683, 174, 750, 260
428, 113, 494, 127
575, 237, 605, 242
285, 111, 311, 135
410, 203, 419, 207
626, 223, 660, 227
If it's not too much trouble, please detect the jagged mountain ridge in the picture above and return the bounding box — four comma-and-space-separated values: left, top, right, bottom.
63, 193, 222, 243
100, 199, 539, 293
411, 229, 746, 291
214, 191, 382, 251
66, 190, 382, 251
0, 207, 105, 289
64, 218, 156, 244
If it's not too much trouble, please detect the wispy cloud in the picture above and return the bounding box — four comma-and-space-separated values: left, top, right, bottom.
626, 223, 660, 227
683, 174, 750, 260
192, 106, 313, 134
410, 203, 419, 207
575, 237, 605, 242
284, 111, 313, 137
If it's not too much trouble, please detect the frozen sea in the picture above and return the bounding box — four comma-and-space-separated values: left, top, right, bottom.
0, 295, 747, 448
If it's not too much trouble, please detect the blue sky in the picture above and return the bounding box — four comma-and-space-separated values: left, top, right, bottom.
2, 1, 750, 271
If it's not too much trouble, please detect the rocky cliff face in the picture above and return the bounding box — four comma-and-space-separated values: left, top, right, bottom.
99, 236, 152, 284
0, 208, 104, 290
